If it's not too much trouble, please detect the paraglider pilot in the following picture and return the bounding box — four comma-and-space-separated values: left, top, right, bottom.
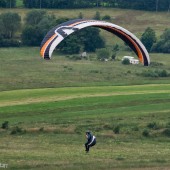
85, 131, 96, 153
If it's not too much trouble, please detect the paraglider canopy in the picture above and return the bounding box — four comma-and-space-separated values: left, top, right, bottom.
40, 19, 150, 66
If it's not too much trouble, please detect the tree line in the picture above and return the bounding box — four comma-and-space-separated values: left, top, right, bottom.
1, 0, 170, 12
0, 0, 16, 8
0, 10, 169, 54
0, 10, 105, 54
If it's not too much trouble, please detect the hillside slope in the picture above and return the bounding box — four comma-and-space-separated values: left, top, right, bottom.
0, 8, 169, 40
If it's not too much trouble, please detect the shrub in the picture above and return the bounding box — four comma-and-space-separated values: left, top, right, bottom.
39, 127, 44, 132
102, 15, 111, 20
132, 126, 139, 131
111, 52, 116, 60
96, 48, 110, 61
93, 11, 101, 20
122, 58, 130, 65
78, 12, 83, 19
1, 121, 9, 129
113, 125, 120, 134
141, 70, 158, 77
89, 70, 100, 74
159, 70, 168, 77
115, 155, 125, 161
166, 122, 170, 128
147, 122, 160, 130
103, 124, 112, 130
142, 129, 149, 137
10, 126, 26, 135
150, 62, 163, 67
162, 128, 170, 137
71, 55, 82, 60
141, 69, 169, 77
0, 39, 21, 47
111, 44, 119, 60
67, 67, 73, 71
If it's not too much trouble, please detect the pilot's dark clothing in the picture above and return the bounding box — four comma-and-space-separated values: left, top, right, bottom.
85, 131, 96, 152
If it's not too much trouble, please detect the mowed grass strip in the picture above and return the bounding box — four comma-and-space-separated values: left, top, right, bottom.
1, 85, 170, 125
1, 84, 170, 107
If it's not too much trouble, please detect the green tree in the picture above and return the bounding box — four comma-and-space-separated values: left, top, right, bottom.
0, 0, 6, 7
21, 0, 170, 11
0, 0, 16, 8
58, 35, 81, 54
93, 11, 101, 20
22, 25, 43, 46
58, 27, 105, 54
22, 10, 56, 46
24, 9, 46, 26
23, 0, 40, 8
0, 12, 21, 39
102, 15, 111, 20
78, 12, 83, 19
152, 28, 170, 53
141, 27, 157, 52
80, 27, 105, 52
56, 17, 69, 25
6, 0, 16, 8
96, 48, 110, 61
111, 44, 119, 60
38, 15, 56, 35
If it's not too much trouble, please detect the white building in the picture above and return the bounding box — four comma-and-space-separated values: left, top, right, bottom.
122, 56, 139, 65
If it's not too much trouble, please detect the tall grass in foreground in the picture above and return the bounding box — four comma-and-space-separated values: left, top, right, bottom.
0, 85, 170, 169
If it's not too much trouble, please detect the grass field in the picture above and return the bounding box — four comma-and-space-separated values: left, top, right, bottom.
0, 47, 170, 91
0, 84, 170, 170
0, 47, 170, 169
0, 6, 170, 170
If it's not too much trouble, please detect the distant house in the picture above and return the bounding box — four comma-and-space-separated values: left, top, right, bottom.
122, 56, 139, 64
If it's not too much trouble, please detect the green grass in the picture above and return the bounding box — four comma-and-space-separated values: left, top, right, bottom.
0, 7, 170, 169
0, 47, 170, 91
0, 50, 170, 169
0, 85, 170, 170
